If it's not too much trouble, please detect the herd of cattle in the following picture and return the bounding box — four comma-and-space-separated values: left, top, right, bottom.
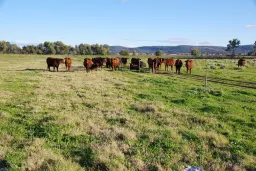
46, 57, 247, 74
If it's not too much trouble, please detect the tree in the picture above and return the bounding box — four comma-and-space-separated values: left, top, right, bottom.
0, 40, 110, 55
53, 41, 68, 54
119, 50, 130, 56
0, 41, 7, 53
155, 50, 162, 56
37, 43, 44, 54
9, 44, 21, 54
84, 44, 93, 55
43, 42, 56, 54
253, 41, 256, 54
226, 39, 240, 58
132, 50, 137, 56
5, 42, 11, 54
191, 49, 201, 57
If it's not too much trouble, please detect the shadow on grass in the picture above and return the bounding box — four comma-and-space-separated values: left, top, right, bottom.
69, 146, 109, 170
24, 68, 46, 72
70, 147, 95, 168
0, 159, 12, 170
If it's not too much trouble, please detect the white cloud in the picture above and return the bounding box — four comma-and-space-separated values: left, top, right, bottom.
158, 38, 192, 44
198, 41, 214, 45
245, 25, 256, 28
11, 40, 41, 47
123, 38, 193, 45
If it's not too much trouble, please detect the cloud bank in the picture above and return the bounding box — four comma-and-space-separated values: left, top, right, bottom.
245, 25, 256, 28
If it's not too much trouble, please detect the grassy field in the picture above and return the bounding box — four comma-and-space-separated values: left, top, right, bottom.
0, 54, 255, 171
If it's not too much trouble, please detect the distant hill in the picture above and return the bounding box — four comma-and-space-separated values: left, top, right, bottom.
110, 45, 254, 55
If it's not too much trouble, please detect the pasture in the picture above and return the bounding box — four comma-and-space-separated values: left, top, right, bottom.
0, 54, 256, 171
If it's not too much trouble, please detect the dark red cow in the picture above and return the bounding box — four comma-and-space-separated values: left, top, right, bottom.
164, 58, 175, 71
185, 60, 194, 74
238, 59, 246, 67
46, 57, 64, 72
92, 57, 105, 70
64, 57, 72, 71
175, 59, 183, 74
148, 58, 160, 73
158, 58, 165, 69
111, 57, 120, 71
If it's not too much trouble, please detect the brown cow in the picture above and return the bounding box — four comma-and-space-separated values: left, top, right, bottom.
158, 58, 165, 70
185, 60, 194, 75
111, 57, 120, 71
83, 58, 93, 73
148, 58, 160, 73
238, 59, 246, 67
175, 59, 183, 74
46, 57, 64, 72
64, 57, 72, 71
164, 58, 175, 72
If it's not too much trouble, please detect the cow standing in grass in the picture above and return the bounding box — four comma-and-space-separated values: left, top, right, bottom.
121, 58, 129, 67
84, 58, 94, 73
159, 58, 165, 69
46, 57, 64, 72
64, 57, 72, 71
164, 58, 175, 72
130, 58, 146, 70
105, 57, 111, 68
148, 58, 160, 73
175, 59, 183, 74
238, 59, 246, 67
93, 57, 105, 70
185, 60, 194, 75
111, 57, 120, 71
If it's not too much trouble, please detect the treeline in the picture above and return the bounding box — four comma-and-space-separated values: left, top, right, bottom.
0, 41, 110, 55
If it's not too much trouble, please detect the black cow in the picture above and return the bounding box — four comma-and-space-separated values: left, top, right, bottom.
121, 58, 129, 66
175, 59, 183, 74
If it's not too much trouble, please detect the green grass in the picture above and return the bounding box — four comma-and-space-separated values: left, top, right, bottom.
0, 54, 255, 170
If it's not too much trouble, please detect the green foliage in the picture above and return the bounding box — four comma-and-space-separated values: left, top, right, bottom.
191, 49, 201, 57
155, 50, 162, 56
253, 41, 256, 54
226, 39, 241, 57
0, 40, 110, 55
0, 41, 21, 54
0, 41, 7, 53
119, 50, 130, 56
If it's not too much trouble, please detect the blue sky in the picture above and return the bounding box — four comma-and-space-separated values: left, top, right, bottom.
0, 0, 255, 47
